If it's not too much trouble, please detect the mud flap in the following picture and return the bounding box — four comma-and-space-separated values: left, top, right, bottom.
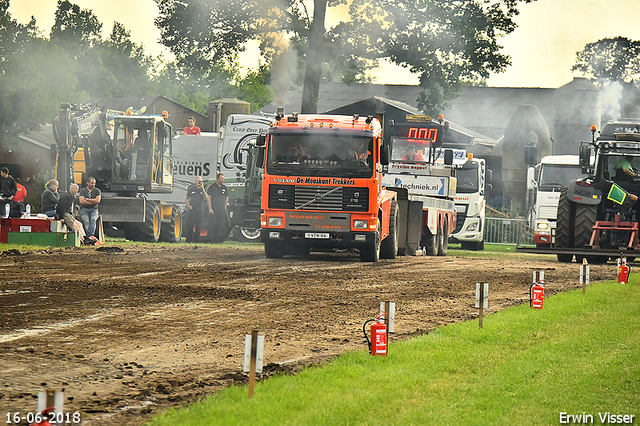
405, 201, 423, 256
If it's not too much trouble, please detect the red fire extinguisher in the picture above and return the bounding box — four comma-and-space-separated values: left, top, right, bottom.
30, 408, 54, 426
363, 313, 387, 356
618, 257, 630, 284
530, 274, 544, 310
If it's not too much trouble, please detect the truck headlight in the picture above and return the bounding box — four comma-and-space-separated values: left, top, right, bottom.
537, 223, 549, 230
353, 220, 368, 229
268, 217, 283, 227
466, 222, 478, 232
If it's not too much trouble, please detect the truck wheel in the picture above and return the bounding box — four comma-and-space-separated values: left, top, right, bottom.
437, 218, 448, 256
556, 187, 575, 263
264, 242, 285, 259
159, 205, 182, 243
233, 226, 261, 243
381, 201, 398, 259
360, 218, 381, 262
424, 225, 439, 256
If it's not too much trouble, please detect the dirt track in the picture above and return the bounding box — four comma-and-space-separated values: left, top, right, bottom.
0, 244, 616, 425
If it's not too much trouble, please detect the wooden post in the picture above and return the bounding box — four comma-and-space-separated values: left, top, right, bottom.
476, 283, 488, 328
580, 258, 589, 294
248, 330, 258, 399
479, 287, 484, 328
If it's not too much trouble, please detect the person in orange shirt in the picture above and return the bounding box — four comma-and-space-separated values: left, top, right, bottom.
402, 146, 425, 162
184, 116, 201, 135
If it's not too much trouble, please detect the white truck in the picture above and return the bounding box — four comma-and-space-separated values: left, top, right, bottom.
529, 154, 584, 247
449, 154, 490, 250
381, 118, 458, 256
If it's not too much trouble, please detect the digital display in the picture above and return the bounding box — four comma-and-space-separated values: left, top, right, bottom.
393, 123, 442, 146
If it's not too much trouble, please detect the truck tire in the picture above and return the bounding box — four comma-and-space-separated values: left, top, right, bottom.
380, 201, 398, 259
555, 187, 574, 263
135, 201, 162, 243
424, 225, 439, 256
360, 218, 381, 262
437, 218, 448, 256
159, 205, 182, 243
233, 226, 261, 243
264, 242, 285, 259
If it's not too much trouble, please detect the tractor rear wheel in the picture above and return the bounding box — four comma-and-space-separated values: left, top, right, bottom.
555, 187, 575, 263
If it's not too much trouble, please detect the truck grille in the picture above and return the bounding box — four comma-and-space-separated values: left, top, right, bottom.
269, 184, 368, 212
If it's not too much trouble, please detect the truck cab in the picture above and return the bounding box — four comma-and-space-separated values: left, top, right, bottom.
450, 155, 489, 250
530, 155, 583, 247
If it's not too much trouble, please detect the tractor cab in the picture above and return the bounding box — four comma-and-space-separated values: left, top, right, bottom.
110, 115, 173, 195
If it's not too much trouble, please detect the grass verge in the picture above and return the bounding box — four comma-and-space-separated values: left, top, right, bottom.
147, 278, 639, 426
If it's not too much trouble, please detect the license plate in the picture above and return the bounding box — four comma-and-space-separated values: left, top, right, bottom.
305, 232, 330, 239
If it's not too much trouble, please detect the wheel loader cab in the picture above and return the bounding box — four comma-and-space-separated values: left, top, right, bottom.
110, 116, 173, 194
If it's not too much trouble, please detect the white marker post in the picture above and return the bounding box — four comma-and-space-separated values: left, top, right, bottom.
475, 283, 489, 328
580, 258, 589, 294
37, 389, 63, 415
380, 301, 396, 351
243, 330, 264, 399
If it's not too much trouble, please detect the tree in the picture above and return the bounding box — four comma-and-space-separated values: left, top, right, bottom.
573, 37, 640, 84
155, 0, 531, 114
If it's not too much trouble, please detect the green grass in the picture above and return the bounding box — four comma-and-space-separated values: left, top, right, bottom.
147, 277, 640, 426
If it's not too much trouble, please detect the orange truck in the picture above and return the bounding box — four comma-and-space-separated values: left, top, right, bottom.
258, 111, 400, 261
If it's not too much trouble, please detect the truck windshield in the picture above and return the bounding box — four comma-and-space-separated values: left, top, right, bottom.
267, 133, 373, 178
390, 137, 430, 163
539, 164, 583, 191
456, 166, 479, 193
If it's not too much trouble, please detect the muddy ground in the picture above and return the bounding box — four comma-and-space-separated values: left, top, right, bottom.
0, 244, 617, 425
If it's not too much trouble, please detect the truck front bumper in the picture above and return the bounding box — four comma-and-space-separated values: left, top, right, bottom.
261, 228, 377, 249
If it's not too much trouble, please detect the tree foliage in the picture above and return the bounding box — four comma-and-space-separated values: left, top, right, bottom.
573, 37, 640, 85
155, 0, 531, 114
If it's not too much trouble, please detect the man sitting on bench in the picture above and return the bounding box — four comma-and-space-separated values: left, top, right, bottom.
56, 183, 85, 243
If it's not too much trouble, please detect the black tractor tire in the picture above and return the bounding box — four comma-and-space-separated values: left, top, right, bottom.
360, 218, 381, 262
159, 205, 183, 243
133, 200, 162, 242
573, 204, 597, 249
437, 218, 449, 256
574, 204, 607, 264
264, 242, 285, 259
424, 224, 439, 256
381, 201, 399, 259
555, 187, 575, 263
233, 226, 262, 243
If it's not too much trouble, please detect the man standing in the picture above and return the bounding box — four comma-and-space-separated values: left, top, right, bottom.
207, 173, 230, 242
184, 116, 201, 135
0, 167, 17, 217
184, 176, 207, 242
57, 183, 86, 242
79, 176, 101, 237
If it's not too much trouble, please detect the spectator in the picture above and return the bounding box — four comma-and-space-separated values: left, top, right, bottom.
184, 116, 201, 135
184, 176, 208, 242
0, 166, 17, 216
207, 173, 230, 242
41, 179, 59, 218
78, 176, 101, 237
9, 178, 27, 218
56, 183, 85, 242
